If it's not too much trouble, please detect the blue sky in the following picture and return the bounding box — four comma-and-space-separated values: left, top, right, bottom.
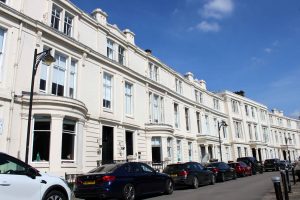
71, 0, 300, 118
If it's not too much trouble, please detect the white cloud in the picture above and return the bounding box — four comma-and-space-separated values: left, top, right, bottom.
264, 48, 272, 53
195, 21, 220, 32
200, 0, 234, 19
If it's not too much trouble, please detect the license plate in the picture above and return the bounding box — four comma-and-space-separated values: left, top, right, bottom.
170, 174, 177, 177
83, 180, 95, 185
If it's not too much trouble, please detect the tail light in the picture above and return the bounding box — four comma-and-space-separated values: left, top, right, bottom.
212, 168, 219, 173
102, 175, 116, 182
178, 170, 189, 177
236, 166, 242, 172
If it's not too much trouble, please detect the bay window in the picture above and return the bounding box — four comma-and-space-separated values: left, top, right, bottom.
61, 119, 76, 161
52, 53, 66, 96
32, 116, 51, 162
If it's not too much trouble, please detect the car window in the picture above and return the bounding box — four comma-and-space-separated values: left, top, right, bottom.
186, 164, 197, 170
0, 154, 28, 175
140, 163, 154, 173
89, 164, 120, 173
196, 163, 204, 170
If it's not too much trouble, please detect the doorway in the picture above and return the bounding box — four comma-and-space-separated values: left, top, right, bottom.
126, 131, 133, 157
151, 137, 161, 163
252, 148, 257, 159
102, 126, 114, 164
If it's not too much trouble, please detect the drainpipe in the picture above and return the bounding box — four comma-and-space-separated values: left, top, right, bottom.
6, 22, 23, 157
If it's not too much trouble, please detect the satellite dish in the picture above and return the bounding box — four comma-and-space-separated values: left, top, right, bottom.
201, 153, 210, 164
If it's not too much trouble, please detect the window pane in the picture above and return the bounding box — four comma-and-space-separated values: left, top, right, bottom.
61, 119, 76, 160
32, 117, 51, 162
0, 28, 4, 52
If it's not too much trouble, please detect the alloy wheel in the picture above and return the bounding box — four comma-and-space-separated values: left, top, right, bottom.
123, 184, 135, 200
192, 176, 199, 189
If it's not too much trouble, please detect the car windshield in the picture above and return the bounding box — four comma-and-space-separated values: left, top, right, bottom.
89, 164, 121, 173
164, 164, 185, 172
265, 159, 275, 163
207, 163, 220, 167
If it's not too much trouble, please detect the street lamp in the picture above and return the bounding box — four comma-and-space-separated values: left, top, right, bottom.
284, 136, 292, 163
218, 120, 228, 162
25, 48, 55, 164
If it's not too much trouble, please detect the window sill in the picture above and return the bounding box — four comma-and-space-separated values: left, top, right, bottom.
125, 115, 134, 119
103, 108, 113, 113
31, 162, 50, 168
61, 161, 77, 168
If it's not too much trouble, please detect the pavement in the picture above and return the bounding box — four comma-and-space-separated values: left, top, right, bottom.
262, 175, 300, 200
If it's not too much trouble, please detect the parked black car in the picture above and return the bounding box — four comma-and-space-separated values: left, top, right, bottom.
74, 162, 173, 200
163, 162, 215, 189
237, 157, 263, 175
279, 160, 292, 170
206, 162, 237, 182
264, 158, 280, 171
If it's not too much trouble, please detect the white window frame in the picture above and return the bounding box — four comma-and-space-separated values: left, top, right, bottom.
52, 52, 67, 96
125, 81, 133, 116
231, 100, 239, 113
103, 72, 113, 110
213, 98, 220, 110
234, 121, 243, 139
188, 142, 193, 161
68, 59, 77, 98
107, 39, 114, 60
167, 138, 173, 159
148, 63, 159, 82
174, 103, 180, 128
176, 140, 182, 162
149, 92, 164, 123
196, 111, 201, 134
118, 45, 125, 65
64, 12, 73, 36
175, 78, 182, 94
185, 107, 190, 131
61, 119, 77, 162
51, 4, 62, 30
0, 27, 6, 81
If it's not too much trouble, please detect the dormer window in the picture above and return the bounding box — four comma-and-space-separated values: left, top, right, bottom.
51, 5, 62, 30
148, 63, 159, 82
64, 12, 73, 36
107, 39, 114, 59
118, 46, 125, 65
175, 78, 182, 94
51, 4, 74, 37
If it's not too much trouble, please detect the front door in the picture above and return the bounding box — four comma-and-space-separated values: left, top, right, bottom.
126, 131, 133, 157
102, 126, 114, 164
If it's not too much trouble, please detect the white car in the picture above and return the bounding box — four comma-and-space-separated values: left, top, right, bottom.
0, 152, 71, 200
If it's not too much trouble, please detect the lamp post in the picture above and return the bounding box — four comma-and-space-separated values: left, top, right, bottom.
218, 120, 228, 162
284, 136, 292, 163
25, 48, 55, 164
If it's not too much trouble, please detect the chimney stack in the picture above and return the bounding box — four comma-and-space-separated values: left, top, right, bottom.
91, 8, 107, 26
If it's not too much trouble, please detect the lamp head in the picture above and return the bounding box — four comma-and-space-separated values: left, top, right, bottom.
42, 49, 56, 66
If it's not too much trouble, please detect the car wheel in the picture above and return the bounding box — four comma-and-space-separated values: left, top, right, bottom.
164, 179, 174, 195
44, 190, 67, 200
210, 175, 215, 185
122, 184, 135, 200
220, 173, 225, 182
192, 176, 199, 189
233, 172, 237, 180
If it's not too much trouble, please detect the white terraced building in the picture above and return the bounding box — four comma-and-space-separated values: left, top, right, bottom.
0, 0, 299, 176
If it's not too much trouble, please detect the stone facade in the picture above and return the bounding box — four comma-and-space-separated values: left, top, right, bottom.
0, 0, 299, 176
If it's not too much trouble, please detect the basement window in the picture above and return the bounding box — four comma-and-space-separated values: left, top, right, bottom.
32, 116, 51, 162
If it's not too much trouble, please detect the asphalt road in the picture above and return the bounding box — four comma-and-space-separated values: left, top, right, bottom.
141, 171, 278, 200
74, 171, 278, 200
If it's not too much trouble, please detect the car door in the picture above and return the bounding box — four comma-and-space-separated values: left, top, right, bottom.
0, 154, 41, 200
196, 163, 209, 184
139, 163, 163, 193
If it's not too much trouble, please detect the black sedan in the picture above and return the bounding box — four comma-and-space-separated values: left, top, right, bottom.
206, 162, 237, 182
74, 162, 173, 200
163, 162, 215, 188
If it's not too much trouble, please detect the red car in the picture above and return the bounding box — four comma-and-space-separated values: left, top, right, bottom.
228, 161, 252, 177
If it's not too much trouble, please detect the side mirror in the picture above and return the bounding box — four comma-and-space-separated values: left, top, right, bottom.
26, 167, 37, 179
